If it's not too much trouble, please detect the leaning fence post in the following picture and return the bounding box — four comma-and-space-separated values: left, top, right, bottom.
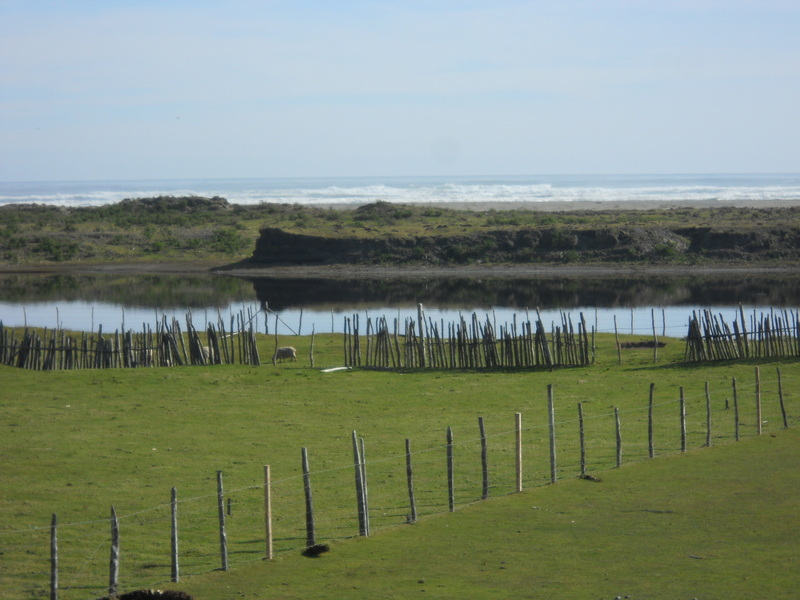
578, 403, 586, 477
171, 487, 179, 582
614, 407, 622, 467
705, 381, 712, 447
264, 465, 273, 560
109, 506, 119, 597
515, 412, 523, 492
217, 471, 228, 571
548, 385, 557, 483
352, 431, 367, 536
755, 366, 762, 435
648, 383, 655, 458
479, 417, 489, 499
360, 437, 370, 536
50, 514, 58, 600
679, 387, 687, 453
446, 427, 454, 511
777, 367, 788, 429
405, 439, 417, 523
302, 447, 316, 547
733, 377, 740, 441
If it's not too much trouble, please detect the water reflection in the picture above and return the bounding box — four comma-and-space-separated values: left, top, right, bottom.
246, 273, 800, 311
0, 272, 797, 335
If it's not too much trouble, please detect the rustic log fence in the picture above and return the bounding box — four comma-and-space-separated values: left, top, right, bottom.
344, 304, 593, 369
9, 369, 794, 599
685, 306, 800, 362
0, 308, 262, 370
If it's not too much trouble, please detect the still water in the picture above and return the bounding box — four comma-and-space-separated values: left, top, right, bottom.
1, 272, 798, 339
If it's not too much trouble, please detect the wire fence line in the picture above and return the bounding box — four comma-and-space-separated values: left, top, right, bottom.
1, 368, 795, 600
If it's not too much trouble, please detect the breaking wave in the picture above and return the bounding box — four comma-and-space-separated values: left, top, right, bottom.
2, 174, 799, 208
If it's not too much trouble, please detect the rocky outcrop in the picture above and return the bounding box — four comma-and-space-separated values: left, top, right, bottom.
245, 224, 800, 267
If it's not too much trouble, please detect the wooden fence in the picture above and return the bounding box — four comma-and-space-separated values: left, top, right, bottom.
0, 309, 262, 370
13, 369, 793, 600
685, 306, 800, 362
344, 304, 593, 369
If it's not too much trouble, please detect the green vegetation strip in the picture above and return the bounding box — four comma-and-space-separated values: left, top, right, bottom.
2, 197, 799, 265
0, 333, 798, 599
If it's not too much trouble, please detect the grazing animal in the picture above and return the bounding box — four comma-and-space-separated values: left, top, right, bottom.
274, 346, 297, 362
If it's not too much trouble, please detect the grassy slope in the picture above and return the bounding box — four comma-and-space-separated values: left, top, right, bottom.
0, 333, 798, 599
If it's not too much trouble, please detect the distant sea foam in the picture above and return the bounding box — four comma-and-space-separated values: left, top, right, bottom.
1, 174, 800, 208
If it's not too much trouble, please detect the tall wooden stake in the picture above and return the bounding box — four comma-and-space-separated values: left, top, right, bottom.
360, 437, 370, 536
548, 385, 557, 483
777, 368, 788, 429
217, 471, 228, 571
614, 407, 622, 467
733, 377, 740, 441
578, 403, 586, 477
109, 506, 119, 597
264, 466, 273, 560
446, 426, 454, 512
515, 412, 523, 492
755, 366, 763, 435
405, 439, 417, 523
50, 514, 58, 600
352, 431, 367, 536
302, 448, 316, 547
648, 383, 655, 458
170, 487, 179, 582
705, 381, 712, 446
479, 417, 489, 499
679, 387, 687, 453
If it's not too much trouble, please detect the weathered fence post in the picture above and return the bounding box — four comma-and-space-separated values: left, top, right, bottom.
479, 417, 489, 499
548, 385, 557, 483
614, 316, 622, 365
405, 439, 417, 523
264, 465, 273, 560
515, 412, 523, 492
302, 447, 316, 548
578, 403, 586, 477
614, 407, 622, 467
777, 367, 788, 429
352, 431, 368, 537
679, 387, 687, 453
446, 427, 454, 512
417, 303, 427, 368
217, 471, 228, 571
360, 437, 370, 536
50, 514, 58, 600
171, 487, 179, 582
755, 366, 762, 435
733, 377, 740, 441
109, 506, 119, 597
648, 383, 655, 458
705, 381, 712, 447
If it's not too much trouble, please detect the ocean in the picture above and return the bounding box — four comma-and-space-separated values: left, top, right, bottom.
2, 174, 800, 208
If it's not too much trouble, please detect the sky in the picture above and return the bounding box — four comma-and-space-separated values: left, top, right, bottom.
1, 0, 799, 181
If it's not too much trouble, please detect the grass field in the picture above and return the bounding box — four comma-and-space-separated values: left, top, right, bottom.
1, 332, 798, 599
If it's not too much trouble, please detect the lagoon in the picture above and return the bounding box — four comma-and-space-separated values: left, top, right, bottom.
1, 271, 797, 340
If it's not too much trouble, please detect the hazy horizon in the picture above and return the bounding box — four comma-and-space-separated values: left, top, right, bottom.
2, 1, 798, 182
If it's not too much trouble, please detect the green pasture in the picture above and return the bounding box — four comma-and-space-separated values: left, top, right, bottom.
1, 332, 798, 599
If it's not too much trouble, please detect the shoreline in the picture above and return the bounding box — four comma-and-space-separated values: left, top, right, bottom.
2, 260, 799, 279
324, 198, 800, 212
